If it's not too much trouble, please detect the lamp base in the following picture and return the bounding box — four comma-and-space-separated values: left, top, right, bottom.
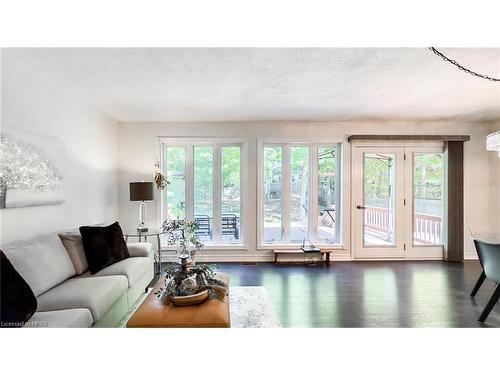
137, 227, 149, 233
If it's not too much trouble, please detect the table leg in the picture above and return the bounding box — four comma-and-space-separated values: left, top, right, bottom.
157, 234, 162, 274
326, 253, 331, 266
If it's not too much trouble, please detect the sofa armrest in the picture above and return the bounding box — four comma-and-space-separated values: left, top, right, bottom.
127, 242, 153, 258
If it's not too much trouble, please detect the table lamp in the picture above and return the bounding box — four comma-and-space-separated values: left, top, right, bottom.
129, 181, 154, 232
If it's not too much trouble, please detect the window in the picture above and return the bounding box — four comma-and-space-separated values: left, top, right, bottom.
194, 146, 214, 241
260, 142, 341, 245
165, 147, 185, 220
317, 147, 339, 243
263, 146, 283, 242
290, 146, 310, 243
413, 152, 444, 246
221, 146, 242, 241
162, 139, 245, 245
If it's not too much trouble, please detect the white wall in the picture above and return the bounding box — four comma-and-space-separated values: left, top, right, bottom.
0, 52, 120, 244
118, 121, 494, 261
490, 120, 500, 232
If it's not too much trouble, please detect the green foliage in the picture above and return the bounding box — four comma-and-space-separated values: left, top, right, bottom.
222, 147, 241, 188
413, 153, 443, 199
165, 147, 186, 218
194, 147, 213, 215
364, 155, 392, 199
162, 219, 204, 251
154, 263, 227, 300
164, 146, 242, 218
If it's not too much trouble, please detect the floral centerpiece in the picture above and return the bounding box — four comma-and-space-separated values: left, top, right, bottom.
162, 219, 204, 265
153, 158, 169, 190
154, 262, 227, 306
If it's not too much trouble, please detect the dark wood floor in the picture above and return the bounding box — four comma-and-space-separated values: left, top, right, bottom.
153, 260, 500, 327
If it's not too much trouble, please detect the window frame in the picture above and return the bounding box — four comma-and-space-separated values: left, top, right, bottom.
159, 137, 248, 249
257, 138, 343, 249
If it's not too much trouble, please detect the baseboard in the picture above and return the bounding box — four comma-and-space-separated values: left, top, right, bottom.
464, 253, 478, 260
160, 251, 468, 263
161, 251, 353, 263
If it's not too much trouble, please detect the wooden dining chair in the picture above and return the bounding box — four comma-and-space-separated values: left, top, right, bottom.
472, 239, 500, 322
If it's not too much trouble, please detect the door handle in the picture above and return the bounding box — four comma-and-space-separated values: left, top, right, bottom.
357, 205, 367, 210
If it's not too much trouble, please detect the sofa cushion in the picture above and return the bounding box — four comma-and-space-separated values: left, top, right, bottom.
58, 233, 88, 275
25, 309, 93, 328
90, 257, 152, 287
37, 275, 128, 322
127, 242, 153, 258
79, 222, 130, 274
2, 234, 76, 297
1, 250, 38, 327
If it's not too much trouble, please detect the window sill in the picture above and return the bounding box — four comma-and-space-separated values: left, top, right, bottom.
257, 243, 346, 251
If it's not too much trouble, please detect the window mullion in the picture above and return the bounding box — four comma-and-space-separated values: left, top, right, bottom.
213, 145, 222, 242
185, 144, 194, 222
282, 145, 291, 243
310, 145, 319, 242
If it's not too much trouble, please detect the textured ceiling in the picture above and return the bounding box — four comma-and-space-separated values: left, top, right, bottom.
3, 48, 500, 122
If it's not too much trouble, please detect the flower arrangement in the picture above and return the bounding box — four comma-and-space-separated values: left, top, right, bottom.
162, 219, 204, 263
154, 263, 227, 306
154, 159, 169, 190
157, 219, 226, 306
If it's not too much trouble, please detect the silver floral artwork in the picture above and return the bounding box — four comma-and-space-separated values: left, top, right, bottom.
0, 126, 65, 209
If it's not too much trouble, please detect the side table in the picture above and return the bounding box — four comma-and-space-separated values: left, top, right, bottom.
124, 230, 163, 274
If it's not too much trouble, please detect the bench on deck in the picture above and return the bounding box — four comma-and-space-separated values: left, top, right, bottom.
273, 249, 333, 265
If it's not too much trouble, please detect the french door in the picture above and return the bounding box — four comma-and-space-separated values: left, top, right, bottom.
352, 143, 445, 259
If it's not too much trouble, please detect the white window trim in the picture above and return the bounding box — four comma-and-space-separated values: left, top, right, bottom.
159, 137, 248, 247
257, 138, 344, 249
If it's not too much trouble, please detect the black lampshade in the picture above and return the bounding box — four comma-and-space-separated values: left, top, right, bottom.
129, 182, 154, 201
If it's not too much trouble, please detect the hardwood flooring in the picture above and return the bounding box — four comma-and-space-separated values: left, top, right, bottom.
152, 260, 500, 327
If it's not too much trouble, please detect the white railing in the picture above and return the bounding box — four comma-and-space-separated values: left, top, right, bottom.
365, 206, 391, 236
365, 206, 442, 245
414, 212, 442, 244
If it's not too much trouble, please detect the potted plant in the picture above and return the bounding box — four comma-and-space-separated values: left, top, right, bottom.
162, 219, 204, 265
154, 262, 227, 306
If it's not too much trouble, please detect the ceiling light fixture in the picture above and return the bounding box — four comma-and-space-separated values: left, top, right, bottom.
486, 131, 500, 157
429, 47, 500, 82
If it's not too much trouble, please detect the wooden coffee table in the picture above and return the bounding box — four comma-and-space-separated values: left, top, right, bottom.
127, 273, 230, 328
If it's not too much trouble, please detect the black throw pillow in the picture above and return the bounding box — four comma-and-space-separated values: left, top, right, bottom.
79, 222, 130, 274
1, 250, 38, 328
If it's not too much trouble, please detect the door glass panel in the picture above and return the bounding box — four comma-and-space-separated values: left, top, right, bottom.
165, 146, 186, 220
263, 146, 283, 242
221, 146, 241, 242
317, 146, 337, 243
363, 153, 396, 247
413, 153, 444, 245
290, 147, 310, 243
194, 146, 213, 242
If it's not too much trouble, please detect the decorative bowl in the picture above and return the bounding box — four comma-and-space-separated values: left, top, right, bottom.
171, 289, 209, 306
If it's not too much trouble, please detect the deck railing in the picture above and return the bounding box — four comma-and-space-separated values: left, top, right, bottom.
413, 212, 442, 244
365, 206, 442, 245
365, 206, 391, 235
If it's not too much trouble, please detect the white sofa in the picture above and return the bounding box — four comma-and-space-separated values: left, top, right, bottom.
2, 231, 154, 328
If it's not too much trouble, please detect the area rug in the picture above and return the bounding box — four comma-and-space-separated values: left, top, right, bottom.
118, 286, 281, 328
230, 286, 281, 328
